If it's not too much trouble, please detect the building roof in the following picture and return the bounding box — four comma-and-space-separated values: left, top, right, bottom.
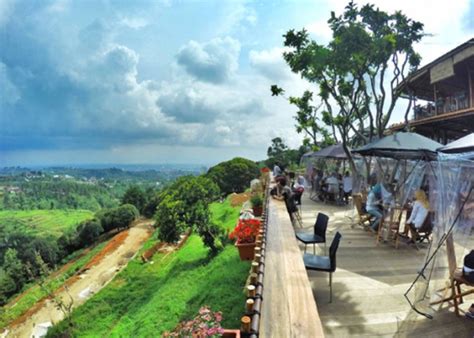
397, 38, 474, 100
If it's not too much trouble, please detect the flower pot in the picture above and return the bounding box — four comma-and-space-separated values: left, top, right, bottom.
235, 241, 256, 260
252, 206, 263, 217
222, 329, 241, 338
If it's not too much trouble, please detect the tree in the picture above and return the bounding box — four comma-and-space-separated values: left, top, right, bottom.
271, 88, 334, 149
206, 158, 259, 196
121, 185, 147, 214
97, 204, 139, 232
3, 248, 26, 292
275, 1, 424, 172
0, 268, 16, 305
77, 219, 103, 246
156, 195, 185, 243
155, 176, 222, 254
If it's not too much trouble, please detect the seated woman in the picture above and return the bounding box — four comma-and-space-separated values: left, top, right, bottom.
405, 190, 430, 242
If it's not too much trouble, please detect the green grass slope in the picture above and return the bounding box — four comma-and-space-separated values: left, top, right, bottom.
0, 209, 94, 237
47, 198, 248, 337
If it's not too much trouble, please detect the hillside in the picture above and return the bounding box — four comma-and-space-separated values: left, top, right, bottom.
46, 198, 250, 336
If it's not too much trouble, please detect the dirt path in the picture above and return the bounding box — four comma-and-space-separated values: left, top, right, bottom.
3, 220, 153, 338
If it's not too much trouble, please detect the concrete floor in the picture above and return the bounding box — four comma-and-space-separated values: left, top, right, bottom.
297, 193, 474, 338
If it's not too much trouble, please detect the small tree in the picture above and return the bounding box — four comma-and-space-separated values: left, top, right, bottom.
156, 196, 185, 243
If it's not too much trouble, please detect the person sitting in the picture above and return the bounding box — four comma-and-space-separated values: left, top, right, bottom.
366, 184, 383, 233
458, 250, 474, 319
273, 162, 282, 178
325, 172, 340, 202
343, 171, 352, 204
292, 175, 305, 205
405, 190, 430, 243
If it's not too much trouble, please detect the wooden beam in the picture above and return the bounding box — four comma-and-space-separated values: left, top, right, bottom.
260, 199, 325, 338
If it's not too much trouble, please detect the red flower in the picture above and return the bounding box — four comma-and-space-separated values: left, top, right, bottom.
260, 167, 270, 173
229, 218, 261, 243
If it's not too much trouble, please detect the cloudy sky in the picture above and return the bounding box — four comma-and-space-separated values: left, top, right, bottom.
1, 0, 473, 166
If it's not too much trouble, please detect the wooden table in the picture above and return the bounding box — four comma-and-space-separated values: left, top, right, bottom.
260, 197, 325, 337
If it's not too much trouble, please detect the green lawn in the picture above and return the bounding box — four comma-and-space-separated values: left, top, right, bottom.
47, 198, 249, 337
0, 209, 94, 237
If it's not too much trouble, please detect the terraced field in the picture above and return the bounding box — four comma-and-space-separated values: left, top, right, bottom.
0, 209, 94, 237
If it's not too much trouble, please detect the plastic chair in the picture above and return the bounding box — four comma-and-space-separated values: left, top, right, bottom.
296, 213, 329, 254
303, 232, 342, 303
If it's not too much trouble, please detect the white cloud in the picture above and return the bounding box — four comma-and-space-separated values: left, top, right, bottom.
120, 16, 148, 30
249, 47, 296, 81
176, 37, 241, 83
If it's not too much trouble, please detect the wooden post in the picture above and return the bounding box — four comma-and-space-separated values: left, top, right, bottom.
446, 233, 457, 278
434, 83, 438, 115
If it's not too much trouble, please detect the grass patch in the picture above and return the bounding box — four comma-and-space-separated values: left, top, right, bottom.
48, 199, 248, 337
1, 241, 107, 328
0, 209, 94, 238
209, 197, 240, 231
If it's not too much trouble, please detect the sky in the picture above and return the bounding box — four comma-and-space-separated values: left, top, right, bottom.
0, 0, 473, 167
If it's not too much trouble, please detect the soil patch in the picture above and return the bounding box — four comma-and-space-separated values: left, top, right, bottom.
230, 193, 251, 207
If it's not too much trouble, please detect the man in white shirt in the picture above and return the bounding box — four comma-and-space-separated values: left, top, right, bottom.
343, 171, 352, 204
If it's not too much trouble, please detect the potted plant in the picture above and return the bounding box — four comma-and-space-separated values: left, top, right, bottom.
229, 218, 261, 260
164, 306, 240, 338
250, 194, 263, 217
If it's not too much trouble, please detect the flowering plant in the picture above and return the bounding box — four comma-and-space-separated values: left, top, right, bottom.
164, 306, 224, 337
229, 218, 261, 244
260, 167, 270, 173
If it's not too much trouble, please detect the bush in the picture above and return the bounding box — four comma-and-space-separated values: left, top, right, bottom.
206, 157, 259, 196
97, 204, 139, 232
77, 219, 103, 246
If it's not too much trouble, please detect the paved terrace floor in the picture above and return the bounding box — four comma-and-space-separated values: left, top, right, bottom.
297, 192, 474, 337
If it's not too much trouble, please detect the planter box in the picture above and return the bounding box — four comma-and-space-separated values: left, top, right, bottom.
235, 241, 256, 260
222, 329, 241, 338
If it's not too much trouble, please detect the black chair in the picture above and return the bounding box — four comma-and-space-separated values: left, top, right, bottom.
296, 213, 329, 254
303, 232, 342, 303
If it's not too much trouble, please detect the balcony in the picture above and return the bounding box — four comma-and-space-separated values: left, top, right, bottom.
260, 193, 474, 336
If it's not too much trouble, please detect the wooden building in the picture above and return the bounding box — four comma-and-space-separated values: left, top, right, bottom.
392, 38, 474, 143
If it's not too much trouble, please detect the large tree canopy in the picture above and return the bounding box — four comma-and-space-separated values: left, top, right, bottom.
206, 157, 259, 196
274, 1, 424, 170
